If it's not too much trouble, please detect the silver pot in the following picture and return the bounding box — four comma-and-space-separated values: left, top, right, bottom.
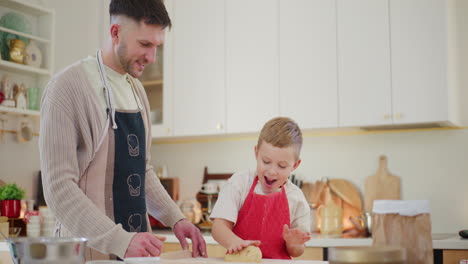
8, 237, 87, 264
363, 212, 372, 235
329, 246, 406, 264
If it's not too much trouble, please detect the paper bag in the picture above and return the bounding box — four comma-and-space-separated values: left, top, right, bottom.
372, 200, 433, 264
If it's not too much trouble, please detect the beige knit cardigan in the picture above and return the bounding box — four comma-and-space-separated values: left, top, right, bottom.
39, 61, 184, 258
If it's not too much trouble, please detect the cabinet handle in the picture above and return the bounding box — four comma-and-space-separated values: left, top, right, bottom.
383, 114, 391, 120
395, 113, 403, 119
165, 127, 171, 134
216, 123, 224, 130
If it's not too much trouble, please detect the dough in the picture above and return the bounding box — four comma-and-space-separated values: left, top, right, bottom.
224, 245, 262, 263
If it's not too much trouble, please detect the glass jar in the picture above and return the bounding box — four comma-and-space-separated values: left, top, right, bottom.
319, 200, 343, 235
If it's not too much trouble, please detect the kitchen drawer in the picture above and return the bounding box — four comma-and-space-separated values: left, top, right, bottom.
443, 249, 468, 264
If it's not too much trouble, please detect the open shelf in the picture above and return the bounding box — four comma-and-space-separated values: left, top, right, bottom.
0, 105, 40, 118
0, 26, 51, 43
142, 79, 163, 87
0, 0, 53, 16
0, 59, 50, 76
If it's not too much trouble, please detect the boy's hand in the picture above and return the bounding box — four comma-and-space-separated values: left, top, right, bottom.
227, 240, 261, 254
282, 224, 311, 246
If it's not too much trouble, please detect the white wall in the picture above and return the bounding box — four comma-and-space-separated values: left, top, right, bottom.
0, 135, 40, 200
151, 128, 468, 233
42, 0, 105, 71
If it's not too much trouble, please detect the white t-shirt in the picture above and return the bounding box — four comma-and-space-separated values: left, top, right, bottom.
210, 169, 311, 233
82, 55, 143, 120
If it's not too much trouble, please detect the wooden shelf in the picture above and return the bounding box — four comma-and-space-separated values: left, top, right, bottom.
0, 59, 51, 76
0, 0, 53, 16
142, 79, 163, 87
0, 26, 51, 44
0, 105, 40, 118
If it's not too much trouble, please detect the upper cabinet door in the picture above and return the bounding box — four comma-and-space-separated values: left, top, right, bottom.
337, 0, 392, 127
226, 0, 279, 134
390, 0, 448, 124
279, 0, 338, 129
172, 0, 226, 136
151, 0, 174, 138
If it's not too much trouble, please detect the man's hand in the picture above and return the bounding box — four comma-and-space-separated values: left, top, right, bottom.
226, 239, 261, 255
173, 219, 207, 258
124, 233, 166, 258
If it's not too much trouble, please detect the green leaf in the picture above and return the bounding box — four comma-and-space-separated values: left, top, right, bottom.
0, 183, 25, 200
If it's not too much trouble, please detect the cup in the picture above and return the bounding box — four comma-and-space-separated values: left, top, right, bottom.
27, 87, 40, 110
200, 182, 218, 194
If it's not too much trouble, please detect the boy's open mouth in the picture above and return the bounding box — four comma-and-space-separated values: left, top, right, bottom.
264, 176, 277, 186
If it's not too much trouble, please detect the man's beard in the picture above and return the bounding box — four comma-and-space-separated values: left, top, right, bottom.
117, 42, 133, 76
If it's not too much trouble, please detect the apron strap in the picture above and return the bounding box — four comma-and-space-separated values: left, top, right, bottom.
126, 77, 144, 111
96, 49, 118, 129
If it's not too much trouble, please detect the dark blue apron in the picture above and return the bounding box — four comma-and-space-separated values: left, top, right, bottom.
112, 111, 148, 233
96, 50, 148, 234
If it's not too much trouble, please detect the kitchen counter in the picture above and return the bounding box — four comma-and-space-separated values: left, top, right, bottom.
158, 258, 326, 264
0, 232, 466, 263
153, 230, 468, 250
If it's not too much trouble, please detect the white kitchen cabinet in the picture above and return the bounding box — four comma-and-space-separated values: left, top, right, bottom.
279, 0, 338, 129
338, 0, 458, 128
171, 0, 225, 136
144, 0, 174, 138
154, 0, 461, 139
337, 0, 392, 127
390, 0, 448, 125
225, 0, 279, 134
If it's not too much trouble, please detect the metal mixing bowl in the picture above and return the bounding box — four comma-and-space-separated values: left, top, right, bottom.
8, 236, 87, 264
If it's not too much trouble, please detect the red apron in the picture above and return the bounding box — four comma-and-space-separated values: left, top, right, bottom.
232, 177, 291, 259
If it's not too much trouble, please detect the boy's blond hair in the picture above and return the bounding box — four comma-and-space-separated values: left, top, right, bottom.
257, 117, 303, 159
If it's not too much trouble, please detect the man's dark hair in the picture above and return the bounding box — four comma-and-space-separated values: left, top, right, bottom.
109, 0, 172, 28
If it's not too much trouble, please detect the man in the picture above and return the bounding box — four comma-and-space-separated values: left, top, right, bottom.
39, 0, 207, 260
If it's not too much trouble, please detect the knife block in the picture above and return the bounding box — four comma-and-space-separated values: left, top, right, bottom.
160, 178, 179, 201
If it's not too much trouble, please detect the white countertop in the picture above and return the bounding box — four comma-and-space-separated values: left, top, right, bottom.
153, 230, 468, 250
154, 258, 326, 264
1, 232, 466, 254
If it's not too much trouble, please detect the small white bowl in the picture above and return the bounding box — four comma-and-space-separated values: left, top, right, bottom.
124, 257, 161, 264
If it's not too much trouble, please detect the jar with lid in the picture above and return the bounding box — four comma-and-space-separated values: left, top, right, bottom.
319, 187, 343, 235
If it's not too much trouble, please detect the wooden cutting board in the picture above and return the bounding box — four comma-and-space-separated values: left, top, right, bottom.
328, 179, 362, 211
306, 179, 328, 209
364, 155, 401, 212
161, 250, 193, 260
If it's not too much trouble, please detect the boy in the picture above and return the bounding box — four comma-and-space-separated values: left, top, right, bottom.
211, 117, 311, 259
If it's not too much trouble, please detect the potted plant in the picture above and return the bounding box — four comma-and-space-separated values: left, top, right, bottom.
0, 183, 25, 218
